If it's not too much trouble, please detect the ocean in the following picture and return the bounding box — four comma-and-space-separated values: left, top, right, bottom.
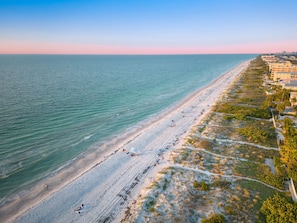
0, 54, 255, 200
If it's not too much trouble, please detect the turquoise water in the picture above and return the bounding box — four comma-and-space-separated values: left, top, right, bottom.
0, 54, 255, 199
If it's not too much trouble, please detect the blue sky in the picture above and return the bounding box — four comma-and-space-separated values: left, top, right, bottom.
0, 0, 296, 54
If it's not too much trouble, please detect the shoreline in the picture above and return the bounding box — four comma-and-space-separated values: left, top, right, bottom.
1, 59, 252, 223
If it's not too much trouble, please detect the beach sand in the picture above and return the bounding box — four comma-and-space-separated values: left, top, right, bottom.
3, 60, 251, 223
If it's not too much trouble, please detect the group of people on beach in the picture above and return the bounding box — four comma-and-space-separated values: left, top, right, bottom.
74, 204, 84, 214
122, 148, 138, 156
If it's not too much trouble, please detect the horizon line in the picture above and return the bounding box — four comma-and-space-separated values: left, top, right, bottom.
0, 53, 262, 56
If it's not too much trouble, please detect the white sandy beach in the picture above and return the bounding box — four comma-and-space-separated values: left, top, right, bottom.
6, 60, 250, 223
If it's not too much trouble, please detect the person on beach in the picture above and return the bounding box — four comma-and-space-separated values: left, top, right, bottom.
171, 119, 176, 127
75, 204, 84, 213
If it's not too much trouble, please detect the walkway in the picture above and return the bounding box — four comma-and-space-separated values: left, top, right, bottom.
173, 164, 286, 193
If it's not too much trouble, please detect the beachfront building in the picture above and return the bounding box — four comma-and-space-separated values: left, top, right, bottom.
274, 72, 297, 82
269, 61, 297, 81
261, 55, 278, 63
281, 80, 297, 90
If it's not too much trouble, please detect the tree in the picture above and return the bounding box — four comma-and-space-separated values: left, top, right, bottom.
276, 103, 285, 113
283, 118, 297, 138
261, 194, 297, 223
280, 118, 297, 182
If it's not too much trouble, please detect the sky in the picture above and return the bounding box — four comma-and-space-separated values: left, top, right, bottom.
0, 0, 296, 54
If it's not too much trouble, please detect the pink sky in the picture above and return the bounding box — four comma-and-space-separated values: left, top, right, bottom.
1, 39, 296, 54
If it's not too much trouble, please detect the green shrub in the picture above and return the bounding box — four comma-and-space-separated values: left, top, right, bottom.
215, 103, 270, 119
193, 180, 210, 191
149, 207, 155, 212
193, 180, 199, 188
238, 126, 271, 143
223, 114, 234, 121
212, 180, 231, 189
260, 173, 284, 190
201, 214, 227, 223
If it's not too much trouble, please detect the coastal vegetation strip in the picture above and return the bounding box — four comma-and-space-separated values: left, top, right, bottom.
128, 57, 297, 222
